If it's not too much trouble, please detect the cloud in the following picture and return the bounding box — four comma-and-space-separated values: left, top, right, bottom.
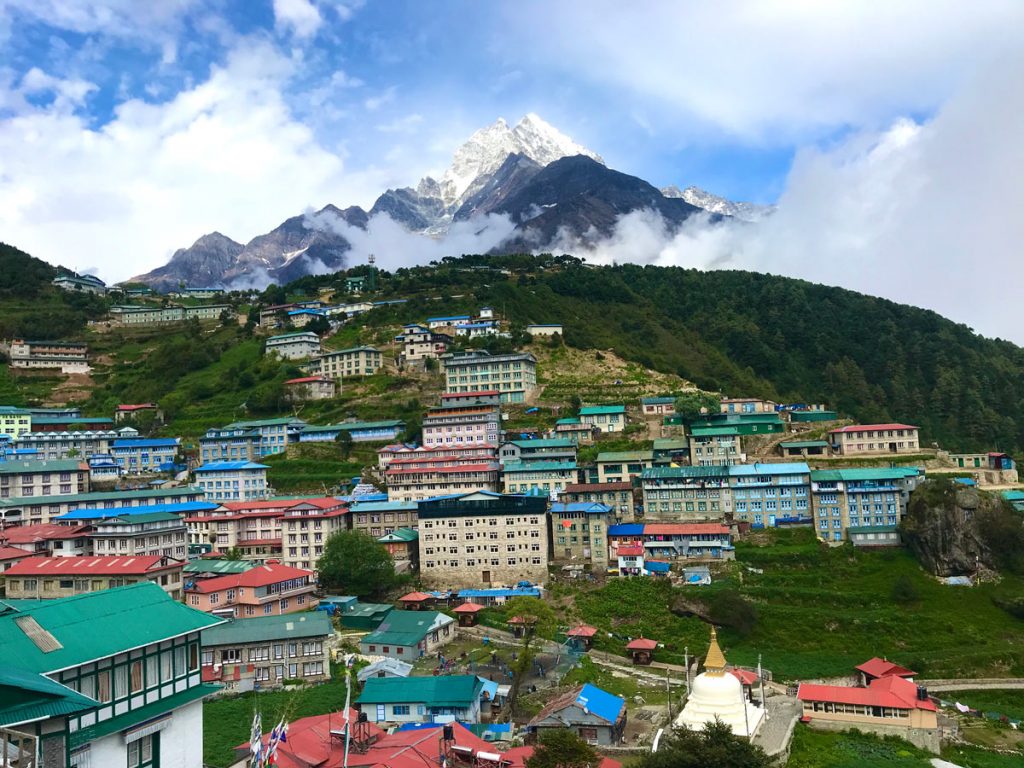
377, 113, 423, 133
273, 0, 323, 39
550, 52, 1024, 342
496, 1, 1024, 143
304, 209, 518, 272
364, 86, 396, 112
0, 39, 389, 282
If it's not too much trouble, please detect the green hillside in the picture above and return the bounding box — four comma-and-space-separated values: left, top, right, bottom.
2, 246, 1024, 454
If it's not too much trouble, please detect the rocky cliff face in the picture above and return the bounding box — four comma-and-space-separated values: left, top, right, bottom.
901, 481, 1006, 576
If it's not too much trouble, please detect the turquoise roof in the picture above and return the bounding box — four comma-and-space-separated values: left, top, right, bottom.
502, 461, 577, 473
302, 420, 404, 433
580, 405, 625, 416
508, 438, 576, 449
0, 665, 97, 727
356, 675, 482, 706
0, 486, 203, 510
1, 582, 222, 673
0, 459, 85, 474
201, 613, 332, 646
596, 450, 653, 463
378, 528, 418, 543
811, 468, 920, 482
361, 610, 451, 647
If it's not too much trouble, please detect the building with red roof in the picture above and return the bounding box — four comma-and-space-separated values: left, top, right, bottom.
566, 624, 598, 649
798, 674, 938, 749
4, 554, 184, 599
184, 562, 317, 617
0, 523, 92, 557
0, 544, 33, 570
828, 424, 920, 456
398, 591, 435, 610
452, 602, 484, 627
626, 637, 658, 665
856, 657, 917, 685
284, 375, 337, 401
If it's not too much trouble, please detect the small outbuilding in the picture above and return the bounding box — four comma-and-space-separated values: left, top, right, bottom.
453, 602, 484, 627
626, 637, 658, 666
566, 624, 599, 651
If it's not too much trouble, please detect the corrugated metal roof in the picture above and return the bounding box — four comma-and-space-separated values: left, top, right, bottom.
0, 582, 222, 674
0, 665, 97, 727
356, 675, 482, 706
202, 613, 332, 646
579, 405, 625, 415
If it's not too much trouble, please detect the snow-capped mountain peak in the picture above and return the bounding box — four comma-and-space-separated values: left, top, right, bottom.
662, 185, 774, 222
436, 114, 603, 210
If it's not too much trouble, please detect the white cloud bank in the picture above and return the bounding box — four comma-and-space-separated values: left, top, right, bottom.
553, 53, 1024, 342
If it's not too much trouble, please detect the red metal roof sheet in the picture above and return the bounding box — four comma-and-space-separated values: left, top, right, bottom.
855, 657, 917, 679
5, 554, 182, 576
566, 625, 598, 638
189, 563, 313, 593
643, 523, 730, 535
829, 423, 919, 433
626, 638, 658, 650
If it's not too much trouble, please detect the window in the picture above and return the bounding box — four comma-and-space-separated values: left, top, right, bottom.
130, 660, 144, 693
393, 704, 411, 715
96, 669, 111, 702
127, 734, 157, 768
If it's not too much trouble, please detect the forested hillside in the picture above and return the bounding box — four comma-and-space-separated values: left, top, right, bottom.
3, 244, 1023, 454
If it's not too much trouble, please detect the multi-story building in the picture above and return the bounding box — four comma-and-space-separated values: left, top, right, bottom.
90, 511, 190, 559
53, 271, 107, 293
386, 454, 500, 502
595, 451, 654, 484
0, 581, 221, 768
0, 405, 32, 437
498, 438, 576, 465
560, 481, 636, 520
194, 461, 270, 502
185, 563, 317, 617
31, 414, 115, 432
810, 467, 923, 544
285, 375, 337, 400
501, 461, 578, 496
200, 612, 333, 691
312, 346, 384, 378
639, 466, 731, 521
298, 420, 405, 444
111, 437, 180, 474
220, 417, 307, 457
550, 502, 614, 569
828, 424, 921, 456
0, 486, 205, 526
280, 498, 350, 571
199, 426, 261, 463
109, 303, 232, 325
423, 399, 501, 447
350, 499, 419, 538
417, 491, 548, 588
0, 458, 89, 499
377, 443, 496, 471
265, 331, 321, 360
427, 315, 471, 330
0, 522, 92, 557
4, 554, 186, 599
14, 429, 118, 459
8, 339, 90, 373
608, 522, 734, 562
641, 396, 676, 416
442, 351, 538, 403
396, 324, 452, 367
183, 498, 291, 560
729, 462, 812, 528
579, 405, 626, 434
688, 426, 744, 466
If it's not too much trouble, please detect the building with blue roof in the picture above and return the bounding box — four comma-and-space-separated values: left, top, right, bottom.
55, 499, 218, 522
110, 437, 180, 474
194, 461, 269, 502
426, 315, 472, 328
527, 683, 626, 745
501, 461, 578, 496
456, 587, 542, 605
729, 462, 811, 528
0, 485, 205, 526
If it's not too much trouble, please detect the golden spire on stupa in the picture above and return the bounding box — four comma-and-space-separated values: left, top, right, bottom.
703, 625, 727, 676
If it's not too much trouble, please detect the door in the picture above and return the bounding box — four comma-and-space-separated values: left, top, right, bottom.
376, 704, 386, 721
889, 442, 898, 453
482, 570, 491, 583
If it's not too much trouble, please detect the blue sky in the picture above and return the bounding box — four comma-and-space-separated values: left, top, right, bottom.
2, 1, 1024, 341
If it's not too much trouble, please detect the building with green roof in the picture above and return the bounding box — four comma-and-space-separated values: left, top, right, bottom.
0, 485, 205, 527
358, 609, 456, 661
501, 461, 579, 496
339, 602, 393, 630
356, 674, 485, 723
200, 613, 333, 692
596, 450, 655, 483
298, 420, 405, 443
0, 581, 221, 765
579, 404, 627, 434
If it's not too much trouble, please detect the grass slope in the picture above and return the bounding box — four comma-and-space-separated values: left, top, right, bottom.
565, 529, 1024, 680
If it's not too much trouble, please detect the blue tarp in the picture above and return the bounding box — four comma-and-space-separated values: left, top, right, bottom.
575, 684, 625, 724
608, 523, 644, 536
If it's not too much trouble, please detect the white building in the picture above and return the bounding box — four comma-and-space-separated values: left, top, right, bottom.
0, 581, 222, 768
194, 461, 270, 502
265, 332, 322, 360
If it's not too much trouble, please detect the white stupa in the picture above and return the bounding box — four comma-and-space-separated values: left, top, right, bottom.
675, 626, 765, 738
